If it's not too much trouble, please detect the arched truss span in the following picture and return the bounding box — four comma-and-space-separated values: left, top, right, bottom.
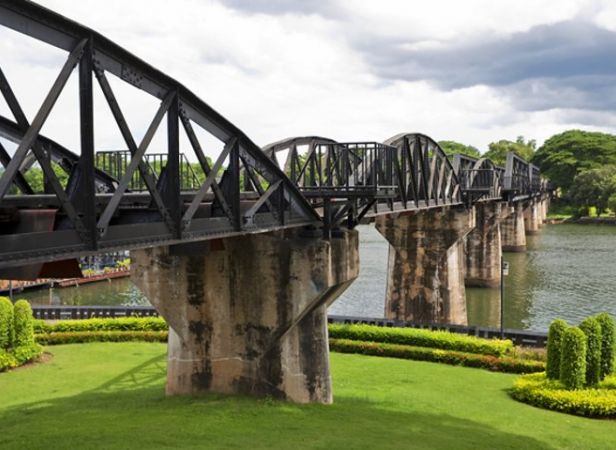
451, 154, 503, 202
0, 0, 319, 268
384, 133, 462, 208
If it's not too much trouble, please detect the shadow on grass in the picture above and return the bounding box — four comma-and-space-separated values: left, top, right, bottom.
0, 353, 555, 450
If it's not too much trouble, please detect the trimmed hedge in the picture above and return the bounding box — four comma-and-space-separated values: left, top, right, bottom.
329, 339, 544, 374
579, 317, 602, 386
511, 373, 616, 418
596, 313, 615, 379
560, 327, 587, 390
0, 297, 14, 349
13, 300, 35, 347
0, 343, 43, 372
328, 324, 513, 356
34, 317, 167, 334
546, 319, 567, 380
36, 330, 168, 345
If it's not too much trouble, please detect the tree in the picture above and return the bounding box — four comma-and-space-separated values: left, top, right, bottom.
483, 136, 536, 166
532, 130, 616, 193
437, 141, 481, 159
568, 166, 616, 214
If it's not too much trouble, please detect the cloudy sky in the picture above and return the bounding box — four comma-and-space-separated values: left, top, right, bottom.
2, 0, 616, 157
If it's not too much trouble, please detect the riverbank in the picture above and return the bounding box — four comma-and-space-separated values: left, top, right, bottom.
1, 343, 614, 449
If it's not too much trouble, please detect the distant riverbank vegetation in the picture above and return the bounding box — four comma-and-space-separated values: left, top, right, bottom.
441, 129, 616, 219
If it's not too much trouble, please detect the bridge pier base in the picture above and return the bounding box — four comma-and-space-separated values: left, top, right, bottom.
524, 201, 541, 235
502, 203, 526, 252
464, 202, 504, 288
131, 229, 358, 404
375, 207, 475, 325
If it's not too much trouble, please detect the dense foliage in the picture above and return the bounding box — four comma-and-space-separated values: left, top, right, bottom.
34, 316, 167, 333
36, 330, 167, 345
0, 297, 42, 372
330, 339, 543, 374
532, 129, 616, 195
559, 327, 587, 390
546, 319, 567, 379
437, 141, 481, 158
597, 313, 616, 378
483, 136, 535, 166
0, 297, 14, 349
579, 317, 603, 386
13, 300, 35, 347
328, 324, 513, 356
568, 166, 616, 214
511, 373, 616, 418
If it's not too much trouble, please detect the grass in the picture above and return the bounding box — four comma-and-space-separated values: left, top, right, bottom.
1, 343, 615, 449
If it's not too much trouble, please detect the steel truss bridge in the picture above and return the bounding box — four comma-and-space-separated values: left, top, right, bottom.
0, 1, 547, 272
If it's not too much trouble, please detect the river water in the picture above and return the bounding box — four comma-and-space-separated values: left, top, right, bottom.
18, 224, 616, 332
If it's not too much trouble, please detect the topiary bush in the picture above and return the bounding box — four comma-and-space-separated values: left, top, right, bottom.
0, 297, 14, 349
546, 319, 568, 379
596, 313, 615, 379
328, 324, 513, 356
560, 327, 587, 390
579, 317, 602, 386
13, 300, 35, 347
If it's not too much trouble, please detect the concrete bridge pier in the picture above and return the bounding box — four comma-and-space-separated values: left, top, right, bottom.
501, 203, 526, 252
375, 207, 475, 325
464, 202, 505, 288
131, 229, 359, 404
523, 201, 541, 235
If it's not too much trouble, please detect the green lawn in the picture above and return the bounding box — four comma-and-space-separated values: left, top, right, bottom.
1, 343, 615, 449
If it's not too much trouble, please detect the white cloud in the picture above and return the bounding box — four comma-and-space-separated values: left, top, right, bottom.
0, 0, 614, 161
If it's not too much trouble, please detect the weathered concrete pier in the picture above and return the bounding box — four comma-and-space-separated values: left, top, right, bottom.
132, 229, 358, 403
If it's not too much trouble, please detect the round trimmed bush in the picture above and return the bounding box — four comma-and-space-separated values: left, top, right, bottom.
13, 300, 34, 347
596, 313, 615, 379
579, 317, 602, 386
546, 319, 567, 379
0, 297, 14, 349
511, 373, 616, 418
560, 326, 587, 390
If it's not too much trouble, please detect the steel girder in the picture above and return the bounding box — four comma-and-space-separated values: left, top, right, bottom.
0, 0, 319, 268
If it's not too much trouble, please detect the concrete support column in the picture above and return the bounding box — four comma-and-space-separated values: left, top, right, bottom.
375, 206, 475, 325
501, 203, 526, 252
131, 229, 359, 404
524, 201, 541, 235
464, 202, 503, 288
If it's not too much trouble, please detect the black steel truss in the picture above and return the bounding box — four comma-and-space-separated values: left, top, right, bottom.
0, 0, 319, 268
0, 1, 548, 269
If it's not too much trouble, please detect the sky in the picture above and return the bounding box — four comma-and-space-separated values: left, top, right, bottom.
2, 0, 616, 158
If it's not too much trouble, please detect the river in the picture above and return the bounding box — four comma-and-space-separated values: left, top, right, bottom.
17, 224, 616, 332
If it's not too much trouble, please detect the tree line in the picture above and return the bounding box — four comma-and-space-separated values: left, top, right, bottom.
439, 130, 616, 215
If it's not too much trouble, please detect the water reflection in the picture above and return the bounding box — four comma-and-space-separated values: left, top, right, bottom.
331, 224, 616, 332
18, 278, 148, 307
14, 224, 616, 332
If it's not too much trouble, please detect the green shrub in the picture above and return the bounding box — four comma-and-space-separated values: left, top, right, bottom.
328, 324, 513, 356
0, 297, 14, 349
12, 343, 43, 365
329, 339, 544, 374
560, 327, 587, 390
0, 349, 17, 372
580, 317, 602, 386
596, 313, 615, 379
34, 316, 167, 334
36, 330, 168, 345
546, 319, 567, 379
588, 206, 598, 217
13, 300, 35, 347
511, 373, 616, 418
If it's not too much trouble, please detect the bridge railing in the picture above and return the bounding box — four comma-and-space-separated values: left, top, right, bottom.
95, 151, 202, 191
0, 1, 321, 270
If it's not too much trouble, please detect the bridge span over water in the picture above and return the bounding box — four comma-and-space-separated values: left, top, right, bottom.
0, 1, 550, 403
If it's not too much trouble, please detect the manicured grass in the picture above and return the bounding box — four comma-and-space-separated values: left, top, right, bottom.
1, 344, 615, 449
